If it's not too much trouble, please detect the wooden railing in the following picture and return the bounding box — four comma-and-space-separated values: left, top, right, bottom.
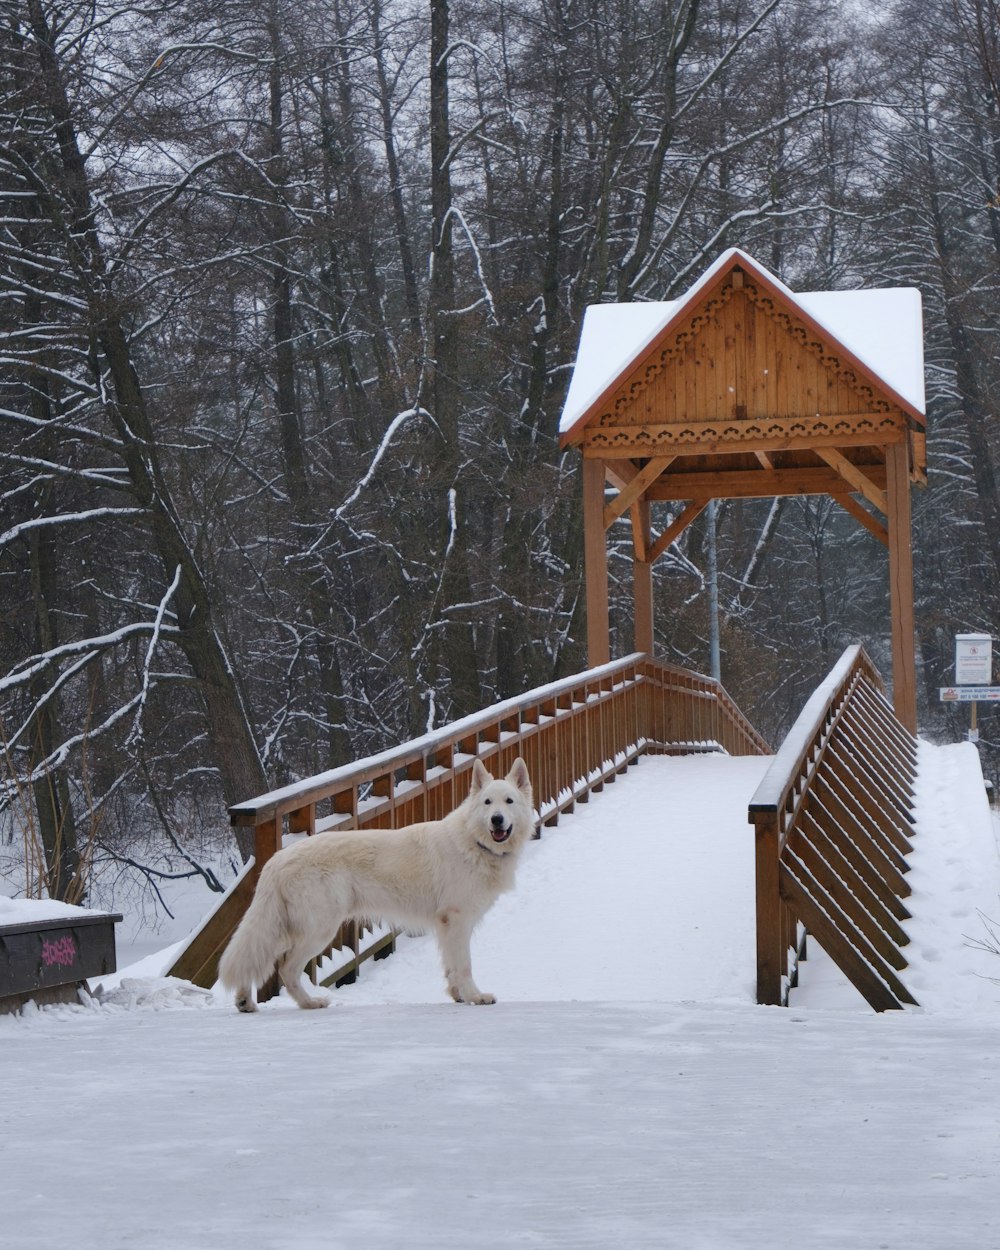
748, 645, 918, 1011
169, 653, 768, 991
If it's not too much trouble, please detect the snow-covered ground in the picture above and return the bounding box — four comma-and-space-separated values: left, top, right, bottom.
2, 743, 999, 1249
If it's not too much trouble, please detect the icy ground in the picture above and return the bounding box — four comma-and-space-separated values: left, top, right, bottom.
2, 743, 999, 1249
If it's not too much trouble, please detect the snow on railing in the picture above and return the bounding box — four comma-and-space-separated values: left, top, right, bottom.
748, 645, 918, 1011
170, 654, 768, 993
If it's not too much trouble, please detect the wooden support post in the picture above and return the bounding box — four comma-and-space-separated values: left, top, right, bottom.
253, 817, 280, 878
583, 455, 610, 665
886, 441, 917, 733
633, 499, 654, 655
752, 808, 785, 1006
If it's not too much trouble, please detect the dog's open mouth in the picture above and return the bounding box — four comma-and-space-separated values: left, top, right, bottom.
491, 825, 513, 844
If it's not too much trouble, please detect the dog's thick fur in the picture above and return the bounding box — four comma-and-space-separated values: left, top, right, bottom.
218, 757, 534, 1012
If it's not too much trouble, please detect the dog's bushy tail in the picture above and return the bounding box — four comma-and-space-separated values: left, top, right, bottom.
218, 863, 288, 993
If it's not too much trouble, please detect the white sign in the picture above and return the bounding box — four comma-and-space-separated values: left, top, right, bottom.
940, 686, 1000, 702
955, 634, 992, 685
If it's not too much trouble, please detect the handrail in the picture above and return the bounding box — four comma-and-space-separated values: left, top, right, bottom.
227, 653, 767, 830
169, 653, 768, 991
748, 645, 918, 1011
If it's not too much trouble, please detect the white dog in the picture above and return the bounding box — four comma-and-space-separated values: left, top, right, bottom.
218, 757, 534, 1011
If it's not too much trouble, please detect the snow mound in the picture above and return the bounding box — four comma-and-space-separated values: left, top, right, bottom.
89, 976, 215, 1012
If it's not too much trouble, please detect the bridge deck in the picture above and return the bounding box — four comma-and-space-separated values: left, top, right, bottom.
327, 753, 770, 1006
327, 744, 999, 1012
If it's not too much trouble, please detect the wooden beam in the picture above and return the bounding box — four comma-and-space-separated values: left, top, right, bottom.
816, 448, 888, 514
630, 502, 648, 563
647, 466, 888, 502
831, 492, 888, 546
603, 456, 674, 529
583, 455, 610, 665
604, 460, 635, 492
886, 441, 917, 732
647, 500, 708, 565
755, 451, 774, 470
632, 499, 654, 654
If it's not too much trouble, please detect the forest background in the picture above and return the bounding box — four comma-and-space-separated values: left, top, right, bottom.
3, 0, 1000, 907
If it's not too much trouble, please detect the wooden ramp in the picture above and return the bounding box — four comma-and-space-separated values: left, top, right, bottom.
169, 655, 767, 995
170, 647, 921, 1012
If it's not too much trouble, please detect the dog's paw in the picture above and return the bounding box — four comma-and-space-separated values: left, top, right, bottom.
448, 984, 495, 1005
235, 993, 258, 1013
299, 995, 330, 1010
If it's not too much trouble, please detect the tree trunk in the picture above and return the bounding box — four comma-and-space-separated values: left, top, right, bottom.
27, 0, 268, 854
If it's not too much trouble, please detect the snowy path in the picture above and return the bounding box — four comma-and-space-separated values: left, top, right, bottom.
3, 997, 999, 1249
2, 743, 1000, 1249
309, 744, 1000, 1014
331, 753, 771, 1009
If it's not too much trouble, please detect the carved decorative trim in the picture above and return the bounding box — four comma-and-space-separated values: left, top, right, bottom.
586, 413, 905, 455
742, 282, 892, 412
594, 284, 736, 425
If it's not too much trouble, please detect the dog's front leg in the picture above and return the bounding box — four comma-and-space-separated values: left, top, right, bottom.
435, 908, 495, 1005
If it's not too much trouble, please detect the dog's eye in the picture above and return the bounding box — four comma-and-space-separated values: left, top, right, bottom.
505, 797, 514, 804
484, 798, 492, 805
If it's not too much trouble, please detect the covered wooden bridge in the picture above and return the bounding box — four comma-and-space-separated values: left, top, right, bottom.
559, 248, 925, 731
169, 252, 929, 1012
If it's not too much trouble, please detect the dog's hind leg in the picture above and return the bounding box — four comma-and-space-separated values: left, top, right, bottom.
435, 908, 495, 1005
277, 937, 331, 1009
234, 986, 258, 1013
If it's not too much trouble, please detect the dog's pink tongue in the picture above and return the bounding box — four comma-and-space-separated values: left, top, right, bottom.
492, 826, 511, 842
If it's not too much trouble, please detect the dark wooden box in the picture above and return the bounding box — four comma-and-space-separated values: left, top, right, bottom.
0, 911, 123, 1013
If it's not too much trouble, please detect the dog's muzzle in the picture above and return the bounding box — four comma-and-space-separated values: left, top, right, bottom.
491, 813, 513, 843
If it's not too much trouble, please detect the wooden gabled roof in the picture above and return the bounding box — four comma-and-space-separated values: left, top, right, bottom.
559, 250, 926, 494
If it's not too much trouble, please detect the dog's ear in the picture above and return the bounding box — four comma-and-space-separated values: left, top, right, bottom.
469, 758, 492, 794
505, 757, 531, 796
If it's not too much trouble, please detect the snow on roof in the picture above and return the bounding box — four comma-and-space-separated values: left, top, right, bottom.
0, 895, 115, 927
559, 248, 925, 435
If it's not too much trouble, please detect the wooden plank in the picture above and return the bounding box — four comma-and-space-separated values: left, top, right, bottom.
797, 810, 910, 958
779, 856, 916, 1011
318, 929, 399, 989
791, 817, 907, 972
647, 500, 707, 565
603, 456, 674, 528
167, 869, 256, 986
809, 775, 912, 918
839, 711, 916, 815
826, 746, 913, 867
816, 448, 889, 513
854, 683, 918, 772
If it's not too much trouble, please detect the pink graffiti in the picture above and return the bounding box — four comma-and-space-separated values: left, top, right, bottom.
41, 935, 77, 968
